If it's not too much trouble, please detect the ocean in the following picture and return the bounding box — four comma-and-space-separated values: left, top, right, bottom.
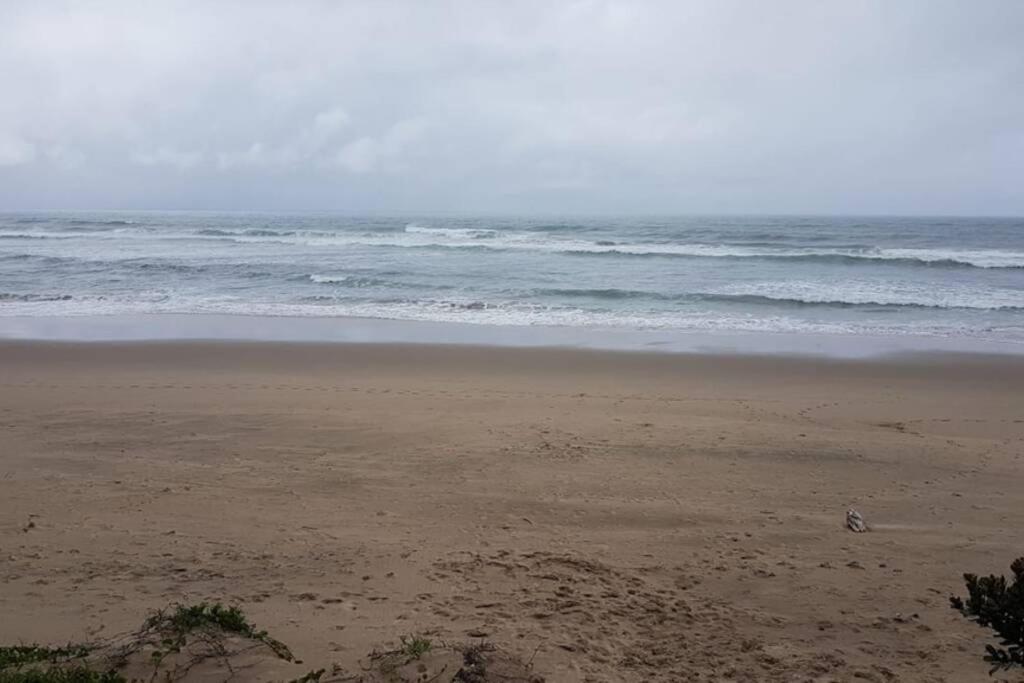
1, 211, 1023, 351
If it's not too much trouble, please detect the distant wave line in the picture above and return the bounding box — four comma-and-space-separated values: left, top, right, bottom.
532, 287, 1024, 311
2, 223, 1024, 269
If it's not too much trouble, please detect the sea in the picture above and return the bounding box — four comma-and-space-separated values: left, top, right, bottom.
1, 211, 1023, 354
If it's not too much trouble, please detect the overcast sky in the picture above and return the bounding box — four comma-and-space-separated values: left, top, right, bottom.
0, 1, 1021, 214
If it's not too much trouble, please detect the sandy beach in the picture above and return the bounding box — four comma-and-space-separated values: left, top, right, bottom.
1, 341, 1022, 681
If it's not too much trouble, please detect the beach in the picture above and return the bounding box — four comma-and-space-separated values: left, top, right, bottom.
1, 340, 1022, 681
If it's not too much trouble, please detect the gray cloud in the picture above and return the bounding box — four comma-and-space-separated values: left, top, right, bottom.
0, 0, 1021, 214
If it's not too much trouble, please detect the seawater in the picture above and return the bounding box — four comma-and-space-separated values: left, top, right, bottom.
1, 212, 1023, 345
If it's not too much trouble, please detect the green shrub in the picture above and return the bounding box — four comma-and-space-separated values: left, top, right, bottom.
0, 643, 121, 683
142, 601, 293, 666
0, 646, 91, 671
0, 666, 125, 683
951, 557, 1024, 672
399, 635, 432, 659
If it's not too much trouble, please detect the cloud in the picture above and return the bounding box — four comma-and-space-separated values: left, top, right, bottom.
215, 105, 351, 169
134, 147, 204, 170
311, 107, 351, 141
333, 118, 428, 174
0, 134, 35, 166
0, 1, 1021, 213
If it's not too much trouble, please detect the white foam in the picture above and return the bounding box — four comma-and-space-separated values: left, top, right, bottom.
6, 223, 1024, 268
716, 280, 1024, 310
870, 248, 1024, 269
3, 292, 1022, 343
206, 231, 1024, 268
404, 224, 498, 239
309, 274, 350, 284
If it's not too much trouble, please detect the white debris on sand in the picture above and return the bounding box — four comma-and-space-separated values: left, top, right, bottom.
846, 508, 868, 532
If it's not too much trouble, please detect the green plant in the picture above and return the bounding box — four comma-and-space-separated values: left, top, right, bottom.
951, 557, 1024, 673
1, 603, 299, 683
0, 643, 120, 683
0, 646, 92, 671
287, 669, 325, 683
141, 601, 293, 667
0, 667, 125, 683
399, 635, 432, 659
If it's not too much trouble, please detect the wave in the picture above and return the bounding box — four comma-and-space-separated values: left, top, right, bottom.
244, 229, 292, 237
562, 245, 1024, 269
699, 292, 1024, 312
533, 285, 1024, 311
703, 281, 1024, 312
523, 223, 596, 233
309, 274, 349, 284
533, 287, 672, 301
129, 260, 209, 274
197, 228, 296, 238
0, 228, 128, 238
0, 254, 72, 265
308, 273, 454, 291
69, 219, 134, 226
404, 224, 498, 239
0, 292, 74, 302
402, 231, 1024, 269
309, 274, 388, 287
0, 233, 53, 240
4, 220, 1024, 269
0, 217, 132, 230
2, 291, 1023, 344
282, 226, 1024, 269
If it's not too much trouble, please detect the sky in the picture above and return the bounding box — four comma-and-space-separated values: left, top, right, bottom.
0, 0, 1022, 215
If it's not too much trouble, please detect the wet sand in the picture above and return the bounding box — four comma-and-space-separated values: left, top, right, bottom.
1, 341, 1022, 681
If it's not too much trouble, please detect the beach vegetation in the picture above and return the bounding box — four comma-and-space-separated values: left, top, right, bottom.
140, 601, 294, 666
0, 603, 293, 683
951, 556, 1024, 672
398, 635, 432, 659
0, 644, 123, 683
0, 667, 125, 683
0, 647, 93, 671
287, 668, 326, 683
0, 604, 542, 681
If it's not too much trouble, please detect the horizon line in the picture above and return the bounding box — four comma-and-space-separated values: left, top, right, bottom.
2, 208, 1023, 220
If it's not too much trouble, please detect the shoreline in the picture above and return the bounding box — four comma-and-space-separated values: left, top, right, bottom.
3, 336, 1024, 372
2, 312, 1023, 359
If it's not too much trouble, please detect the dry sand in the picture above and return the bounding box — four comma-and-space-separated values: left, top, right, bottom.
1, 341, 1022, 681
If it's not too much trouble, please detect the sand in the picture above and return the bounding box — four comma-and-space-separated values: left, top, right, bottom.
1, 341, 1022, 681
